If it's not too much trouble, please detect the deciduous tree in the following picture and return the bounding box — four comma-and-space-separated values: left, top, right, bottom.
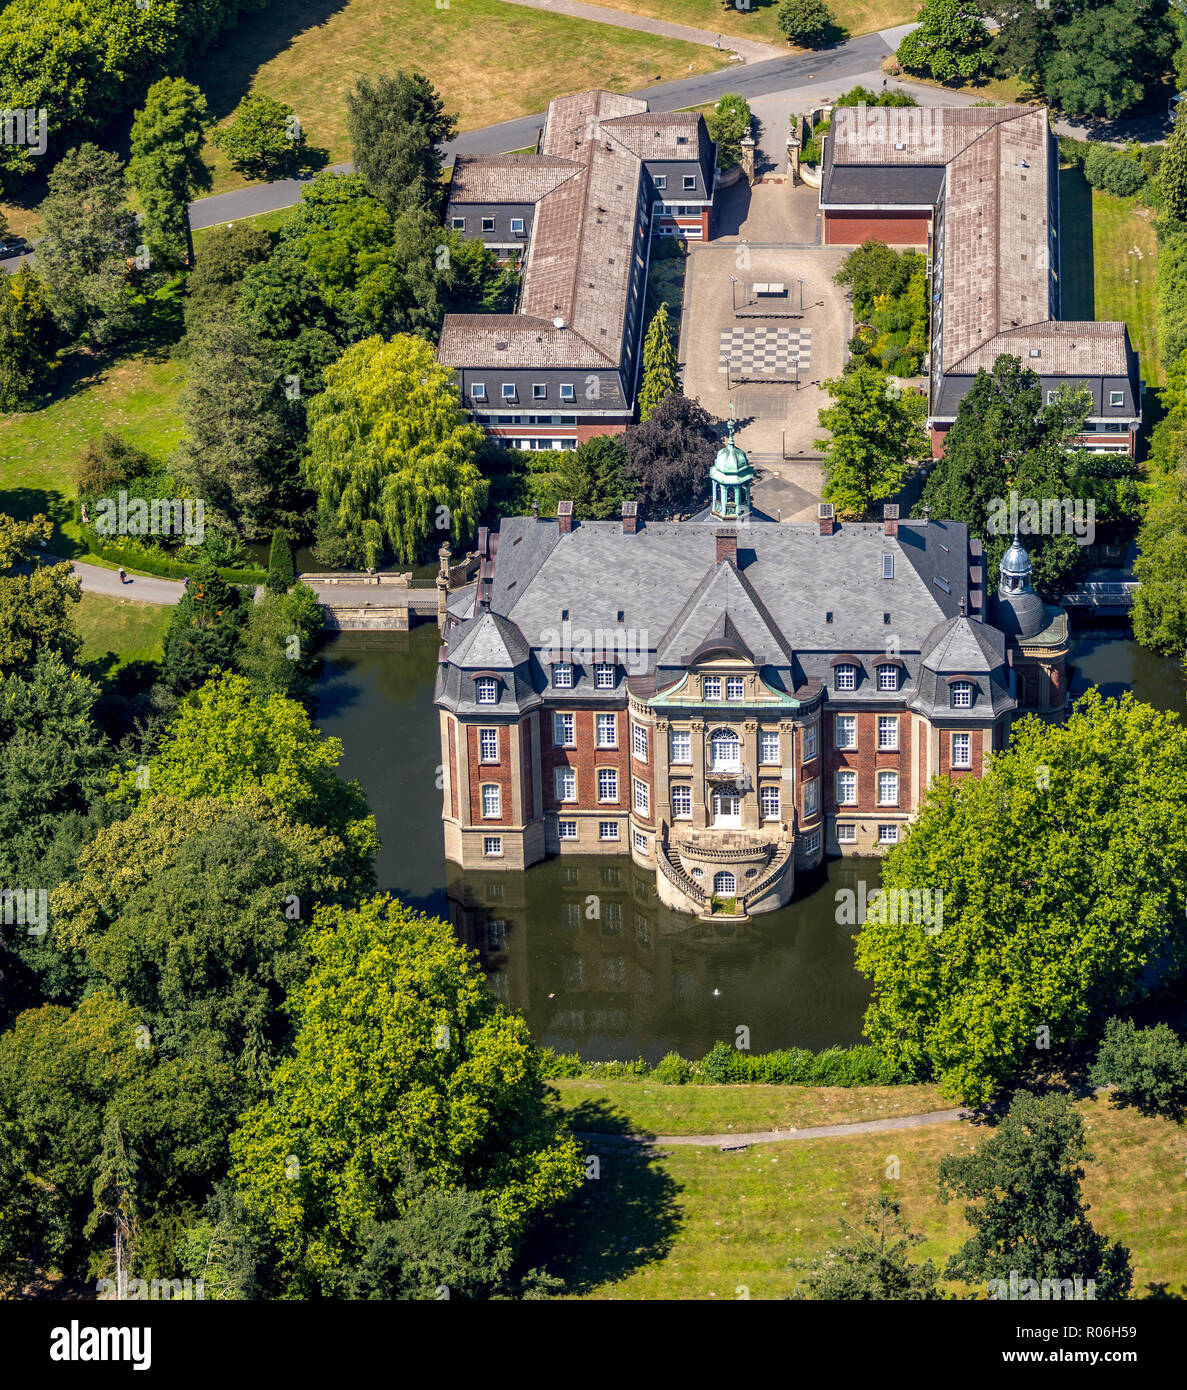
345, 71, 458, 217
128, 78, 211, 271
816, 365, 925, 516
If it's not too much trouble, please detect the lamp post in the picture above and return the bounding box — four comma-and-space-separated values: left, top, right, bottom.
796, 275, 804, 311
793, 353, 800, 390
729, 274, 738, 313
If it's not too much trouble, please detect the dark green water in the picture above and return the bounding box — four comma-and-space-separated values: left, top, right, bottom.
313, 624, 1186, 1062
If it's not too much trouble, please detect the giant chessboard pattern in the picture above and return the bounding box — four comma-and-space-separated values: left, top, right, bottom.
719, 325, 811, 378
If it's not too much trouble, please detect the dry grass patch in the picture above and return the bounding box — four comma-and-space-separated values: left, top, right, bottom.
189, 0, 730, 196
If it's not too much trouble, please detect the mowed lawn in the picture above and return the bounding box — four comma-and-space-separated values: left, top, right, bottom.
1092, 188, 1160, 386
573, 0, 916, 47
541, 1085, 1187, 1299
188, 0, 731, 196
0, 351, 185, 540
552, 1077, 949, 1134
74, 592, 172, 668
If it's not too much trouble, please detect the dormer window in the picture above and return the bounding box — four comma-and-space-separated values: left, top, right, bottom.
834, 664, 857, 692
876, 664, 898, 692
703, 675, 722, 700
594, 662, 615, 689
552, 661, 573, 689
476, 677, 498, 704
951, 681, 974, 709
726, 676, 745, 700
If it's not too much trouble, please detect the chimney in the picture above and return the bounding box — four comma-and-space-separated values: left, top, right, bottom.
922, 504, 930, 526
557, 500, 574, 534
958, 596, 967, 618
715, 527, 738, 566
818, 502, 836, 536
883, 503, 899, 537
622, 499, 639, 535
531, 499, 540, 520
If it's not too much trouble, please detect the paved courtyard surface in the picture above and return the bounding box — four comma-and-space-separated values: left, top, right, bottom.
682, 189, 849, 473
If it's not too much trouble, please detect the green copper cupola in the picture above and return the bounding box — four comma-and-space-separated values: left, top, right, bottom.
710, 416, 754, 521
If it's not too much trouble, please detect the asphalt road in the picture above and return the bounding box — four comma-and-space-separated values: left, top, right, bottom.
187, 33, 895, 230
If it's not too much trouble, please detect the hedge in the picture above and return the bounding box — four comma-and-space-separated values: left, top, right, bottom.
1083, 144, 1147, 198
1156, 232, 1187, 367
540, 1041, 914, 1086
79, 524, 268, 587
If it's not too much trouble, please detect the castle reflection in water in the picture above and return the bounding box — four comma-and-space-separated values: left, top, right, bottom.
446, 855, 880, 1063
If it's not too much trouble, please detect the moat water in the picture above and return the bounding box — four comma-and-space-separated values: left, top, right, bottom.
312, 623, 1186, 1062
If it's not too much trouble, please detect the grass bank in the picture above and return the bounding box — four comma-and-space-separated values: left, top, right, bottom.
543, 1085, 1187, 1299
73, 592, 172, 669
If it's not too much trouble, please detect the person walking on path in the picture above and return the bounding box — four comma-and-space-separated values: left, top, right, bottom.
118, 567, 128, 584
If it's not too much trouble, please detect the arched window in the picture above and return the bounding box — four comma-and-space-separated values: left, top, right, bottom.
714, 870, 737, 895
709, 728, 741, 770
950, 681, 974, 709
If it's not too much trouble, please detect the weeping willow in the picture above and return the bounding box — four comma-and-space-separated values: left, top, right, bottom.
305, 334, 488, 564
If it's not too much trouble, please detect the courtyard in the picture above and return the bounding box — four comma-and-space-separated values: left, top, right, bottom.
680, 182, 851, 520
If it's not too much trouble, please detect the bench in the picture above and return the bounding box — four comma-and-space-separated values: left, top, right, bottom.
752, 282, 787, 296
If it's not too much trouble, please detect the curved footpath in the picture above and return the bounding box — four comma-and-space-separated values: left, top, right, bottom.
63, 556, 185, 605
575, 1106, 971, 1148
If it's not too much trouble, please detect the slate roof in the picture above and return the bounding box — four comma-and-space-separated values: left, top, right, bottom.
947, 320, 1134, 376
439, 89, 712, 385
447, 154, 581, 204
445, 609, 531, 669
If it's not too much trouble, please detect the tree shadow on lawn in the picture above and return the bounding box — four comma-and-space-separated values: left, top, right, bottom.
186, 0, 355, 122
525, 1098, 683, 1294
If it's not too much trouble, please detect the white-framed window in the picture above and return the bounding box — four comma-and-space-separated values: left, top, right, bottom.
709, 728, 741, 771
670, 728, 691, 764
553, 712, 575, 747
804, 830, 820, 854
759, 729, 780, 764
877, 716, 898, 751
713, 869, 736, 895
877, 771, 898, 805
655, 174, 667, 189
835, 714, 857, 750
481, 216, 495, 232
552, 661, 573, 689
803, 778, 818, 816
703, 675, 722, 700
559, 383, 575, 401
633, 830, 648, 852
558, 819, 578, 840
1047, 389, 1056, 404
555, 767, 577, 802
671, 785, 692, 818
837, 823, 857, 844
481, 783, 502, 818
951, 681, 974, 709
599, 820, 619, 841
511, 217, 525, 234
483, 836, 502, 856
878, 824, 899, 845
836, 769, 857, 805
452, 216, 466, 230
952, 731, 972, 768
476, 677, 498, 704
1109, 390, 1124, 407
596, 713, 617, 747
877, 664, 898, 691
760, 785, 780, 820
597, 767, 618, 802
633, 778, 650, 814
470, 382, 487, 401
726, 676, 745, 700
803, 724, 817, 761
532, 382, 547, 400
501, 383, 516, 400
479, 728, 498, 762
683, 175, 696, 190
595, 662, 615, 689
835, 664, 857, 691
632, 724, 648, 760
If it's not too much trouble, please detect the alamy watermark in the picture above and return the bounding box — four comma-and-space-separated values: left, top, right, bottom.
1, 109, 47, 155
987, 490, 1095, 547
1, 887, 48, 935
93, 491, 205, 547
835, 880, 943, 934
987, 1270, 1096, 1301
538, 620, 650, 676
